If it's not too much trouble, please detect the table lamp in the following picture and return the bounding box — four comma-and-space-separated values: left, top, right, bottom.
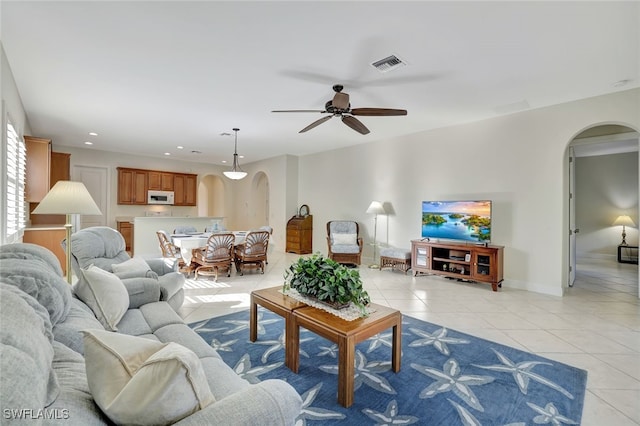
612, 215, 635, 246
32, 181, 102, 283
366, 201, 386, 268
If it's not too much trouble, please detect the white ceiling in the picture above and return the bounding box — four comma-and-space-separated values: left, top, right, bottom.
2, 1, 638, 166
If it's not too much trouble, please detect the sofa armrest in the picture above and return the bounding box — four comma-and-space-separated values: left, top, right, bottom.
145, 257, 178, 275
158, 272, 185, 301
119, 277, 161, 308
173, 380, 302, 426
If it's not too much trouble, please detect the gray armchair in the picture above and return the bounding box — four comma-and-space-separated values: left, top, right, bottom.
64, 226, 185, 311
326, 220, 364, 265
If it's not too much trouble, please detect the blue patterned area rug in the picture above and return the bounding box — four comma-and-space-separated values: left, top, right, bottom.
190, 309, 587, 425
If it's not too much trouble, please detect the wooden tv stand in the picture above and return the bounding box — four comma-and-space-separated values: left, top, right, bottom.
411, 240, 504, 291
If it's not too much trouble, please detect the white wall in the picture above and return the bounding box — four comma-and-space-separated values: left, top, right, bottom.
1, 44, 32, 244
298, 88, 640, 296
576, 152, 639, 258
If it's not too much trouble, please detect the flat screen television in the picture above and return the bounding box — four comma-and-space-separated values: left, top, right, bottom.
421, 200, 492, 243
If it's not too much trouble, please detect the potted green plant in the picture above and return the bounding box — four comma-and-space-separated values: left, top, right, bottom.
283, 253, 370, 316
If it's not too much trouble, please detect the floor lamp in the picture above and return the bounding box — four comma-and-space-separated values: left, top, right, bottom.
32, 181, 102, 284
366, 201, 386, 269
612, 215, 635, 246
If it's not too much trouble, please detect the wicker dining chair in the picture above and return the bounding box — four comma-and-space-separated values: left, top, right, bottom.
192, 233, 235, 280
234, 230, 269, 276
156, 230, 191, 275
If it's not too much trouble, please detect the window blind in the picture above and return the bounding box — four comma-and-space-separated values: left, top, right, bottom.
5, 121, 26, 242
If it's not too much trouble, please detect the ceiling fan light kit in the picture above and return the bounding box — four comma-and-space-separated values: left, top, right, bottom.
272, 84, 407, 135
223, 128, 248, 180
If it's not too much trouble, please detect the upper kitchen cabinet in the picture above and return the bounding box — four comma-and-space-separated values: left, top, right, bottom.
148, 171, 174, 191
30, 151, 71, 226
25, 136, 52, 202
117, 167, 147, 205
173, 173, 197, 206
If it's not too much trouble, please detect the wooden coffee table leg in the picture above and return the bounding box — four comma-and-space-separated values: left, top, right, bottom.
249, 296, 258, 342
337, 336, 356, 408
392, 319, 401, 372
289, 316, 300, 373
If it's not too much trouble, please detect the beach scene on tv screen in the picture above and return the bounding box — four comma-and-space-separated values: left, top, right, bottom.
422, 201, 491, 242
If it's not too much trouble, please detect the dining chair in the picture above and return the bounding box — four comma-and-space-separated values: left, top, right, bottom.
173, 225, 198, 234
156, 230, 191, 275
233, 230, 269, 276
192, 233, 235, 280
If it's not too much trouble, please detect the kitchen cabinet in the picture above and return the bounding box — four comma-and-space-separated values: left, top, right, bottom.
173, 173, 197, 206
117, 168, 147, 205
30, 151, 71, 226
25, 136, 52, 202
23, 227, 67, 275
148, 171, 175, 191
117, 221, 133, 255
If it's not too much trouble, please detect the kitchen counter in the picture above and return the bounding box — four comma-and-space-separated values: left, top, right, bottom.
133, 216, 224, 257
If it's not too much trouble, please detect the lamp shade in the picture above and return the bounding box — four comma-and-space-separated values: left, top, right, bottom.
223, 170, 248, 180
32, 181, 102, 215
366, 201, 386, 215
612, 215, 635, 227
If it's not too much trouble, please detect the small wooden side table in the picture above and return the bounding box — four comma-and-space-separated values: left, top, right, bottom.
617, 245, 639, 264
249, 286, 306, 369
290, 303, 402, 408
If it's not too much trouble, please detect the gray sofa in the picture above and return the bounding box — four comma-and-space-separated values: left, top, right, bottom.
0, 243, 302, 425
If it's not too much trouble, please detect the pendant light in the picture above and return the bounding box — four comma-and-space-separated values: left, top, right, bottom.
223, 128, 247, 180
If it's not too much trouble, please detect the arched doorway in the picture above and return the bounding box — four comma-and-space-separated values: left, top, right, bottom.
566, 123, 639, 296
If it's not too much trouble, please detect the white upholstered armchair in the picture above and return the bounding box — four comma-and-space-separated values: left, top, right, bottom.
326, 220, 363, 265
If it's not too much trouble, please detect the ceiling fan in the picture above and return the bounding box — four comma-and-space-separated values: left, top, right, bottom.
272, 84, 407, 135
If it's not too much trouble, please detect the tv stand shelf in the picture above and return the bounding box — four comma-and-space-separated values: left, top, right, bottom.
411, 240, 504, 291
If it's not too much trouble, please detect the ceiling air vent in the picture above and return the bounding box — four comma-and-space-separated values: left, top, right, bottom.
371, 54, 406, 73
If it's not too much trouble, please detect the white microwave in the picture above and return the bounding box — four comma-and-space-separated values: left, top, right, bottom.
148, 190, 174, 205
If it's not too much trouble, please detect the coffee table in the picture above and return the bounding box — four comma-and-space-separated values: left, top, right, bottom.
290, 303, 402, 408
249, 286, 306, 369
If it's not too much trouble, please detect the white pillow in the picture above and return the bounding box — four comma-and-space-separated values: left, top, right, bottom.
111, 257, 151, 276
75, 265, 129, 331
82, 330, 215, 425
332, 233, 357, 245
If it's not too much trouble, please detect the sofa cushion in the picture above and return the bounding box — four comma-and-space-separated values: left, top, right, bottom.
53, 298, 105, 354
0, 256, 71, 326
48, 341, 110, 424
75, 266, 129, 331
0, 283, 59, 411
111, 256, 159, 280
82, 329, 215, 425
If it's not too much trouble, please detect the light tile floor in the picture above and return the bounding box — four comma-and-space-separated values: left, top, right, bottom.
178, 253, 639, 425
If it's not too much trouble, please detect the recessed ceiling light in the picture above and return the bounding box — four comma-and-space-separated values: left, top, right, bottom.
177, 146, 184, 149
88, 132, 98, 136
222, 160, 227, 164
164, 152, 171, 156
239, 155, 245, 159
84, 141, 93, 145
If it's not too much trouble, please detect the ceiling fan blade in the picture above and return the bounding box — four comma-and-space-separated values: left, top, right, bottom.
299, 116, 332, 133
350, 108, 407, 116
272, 110, 325, 113
342, 116, 370, 135
332, 92, 349, 110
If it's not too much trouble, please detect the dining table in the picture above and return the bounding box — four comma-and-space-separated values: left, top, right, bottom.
171, 231, 247, 264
